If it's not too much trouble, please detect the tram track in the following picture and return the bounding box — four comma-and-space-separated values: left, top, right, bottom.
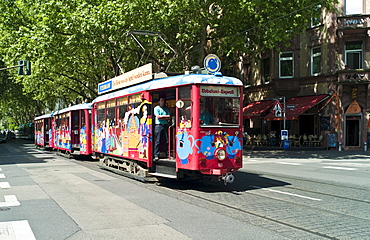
165, 184, 339, 240
238, 170, 370, 204
157, 179, 370, 239
74, 158, 370, 239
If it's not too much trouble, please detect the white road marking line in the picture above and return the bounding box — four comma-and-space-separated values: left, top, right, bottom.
323, 166, 357, 171
0, 168, 2, 171
0, 195, 20, 207
0, 174, 5, 179
276, 162, 302, 166
0, 182, 10, 189
251, 185, 322, 201
0, 220, 36, 240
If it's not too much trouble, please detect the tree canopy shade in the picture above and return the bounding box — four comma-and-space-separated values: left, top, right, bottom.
0, 0, 336, 124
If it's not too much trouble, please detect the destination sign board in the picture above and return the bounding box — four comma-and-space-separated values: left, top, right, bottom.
98, 63, 152, 95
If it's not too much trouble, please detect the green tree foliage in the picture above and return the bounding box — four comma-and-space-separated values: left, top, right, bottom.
0, 0, 335, 123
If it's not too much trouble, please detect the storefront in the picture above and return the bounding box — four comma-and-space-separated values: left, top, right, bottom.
243, 94, 330, 147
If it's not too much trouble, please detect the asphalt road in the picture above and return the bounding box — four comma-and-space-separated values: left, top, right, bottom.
1, 139, 370, 239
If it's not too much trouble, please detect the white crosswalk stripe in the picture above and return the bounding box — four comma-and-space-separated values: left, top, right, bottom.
276, 162, 302, 166
0, 220, 36, 240
0, 195, 20, 207
0, 182, 10, 189
323, 166, 358, 171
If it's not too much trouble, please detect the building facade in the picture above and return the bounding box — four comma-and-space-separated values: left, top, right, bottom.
243, 0, 370, 150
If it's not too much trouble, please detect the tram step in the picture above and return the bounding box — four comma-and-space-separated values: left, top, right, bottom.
153, 160, 177, 177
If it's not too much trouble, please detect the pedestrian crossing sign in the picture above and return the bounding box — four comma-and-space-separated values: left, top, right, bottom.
273, 101, 283, 117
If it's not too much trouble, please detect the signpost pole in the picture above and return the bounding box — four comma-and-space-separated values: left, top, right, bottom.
283, 96, 286, 130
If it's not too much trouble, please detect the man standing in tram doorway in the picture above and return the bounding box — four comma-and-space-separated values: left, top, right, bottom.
154, 96, 171, 161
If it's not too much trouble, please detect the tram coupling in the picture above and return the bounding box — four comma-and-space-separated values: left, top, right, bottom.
220, 172, 235, 185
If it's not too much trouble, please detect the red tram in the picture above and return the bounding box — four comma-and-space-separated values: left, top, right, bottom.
93, 63, 244, 183
52, 103, 92, 157
34, 113, 54, 149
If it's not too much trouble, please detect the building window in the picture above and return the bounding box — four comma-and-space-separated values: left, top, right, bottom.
311, 4, 322, 27
311, 46, 321, 76
262, 58, 270, 84
345, 41, 363, 69
345, 0, 362, 15
279, 52, 294, 78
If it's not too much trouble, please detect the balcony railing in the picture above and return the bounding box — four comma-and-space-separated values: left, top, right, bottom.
337, 15, 370, 30
338, 70, 370, 83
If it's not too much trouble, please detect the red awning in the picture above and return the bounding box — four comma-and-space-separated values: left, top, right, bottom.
243, 100, 276, 118
264, 94, 329, 121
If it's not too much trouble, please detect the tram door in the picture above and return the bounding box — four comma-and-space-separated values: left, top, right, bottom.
44, 119, 50, 145
71, 110, 80, 148
152, 90, 176, 159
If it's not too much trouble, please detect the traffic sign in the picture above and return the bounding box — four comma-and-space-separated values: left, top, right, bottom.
273, 101, 283, 117
275, 110, 282, 117
281, 130, 288, 140
204, 54, 221, 74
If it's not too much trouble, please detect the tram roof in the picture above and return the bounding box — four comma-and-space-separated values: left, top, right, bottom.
93, 73, 243, 103
34, 112, 54, 120
53, 102, 92, 115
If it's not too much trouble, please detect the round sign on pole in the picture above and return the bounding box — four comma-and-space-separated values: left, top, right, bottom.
204, 54, 221, 74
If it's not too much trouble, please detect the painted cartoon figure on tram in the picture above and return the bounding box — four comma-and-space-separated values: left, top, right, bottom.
197, 131, 241, 160
97, 121, 107, 153
176, 131, 195, 164
95, 99, 152, 159
80, 125, 87, 153
226, 135, 242, 159
138, 101, 152, 159
106, 119, 117, 152
198, 134, 217, 160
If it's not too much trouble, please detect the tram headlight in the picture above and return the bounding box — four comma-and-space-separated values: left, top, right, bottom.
215, 149, 226, 161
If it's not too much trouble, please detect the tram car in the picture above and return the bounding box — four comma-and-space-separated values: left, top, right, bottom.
52, 103, 92, 157
93, 63, 244, 183
34, 113, 54, 149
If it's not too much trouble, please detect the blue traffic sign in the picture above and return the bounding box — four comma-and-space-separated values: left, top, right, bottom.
204, 54, 221, 74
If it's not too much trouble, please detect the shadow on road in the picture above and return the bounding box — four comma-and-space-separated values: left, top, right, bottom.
0, 139, 52, 165
157, 171, 291, 193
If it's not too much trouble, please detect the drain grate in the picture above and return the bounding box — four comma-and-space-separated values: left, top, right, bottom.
0, 207, 11, 211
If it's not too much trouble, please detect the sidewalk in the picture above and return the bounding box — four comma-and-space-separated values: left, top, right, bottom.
243, 146, 370, 159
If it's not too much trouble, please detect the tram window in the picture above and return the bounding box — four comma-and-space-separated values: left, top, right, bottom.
36, 122, 41, 131
128, 95, 141, 115
106, 107, 115, 127
179, 100, 192, 128
97, 109, 105, 128
81, 112, 85, 127
56, 118, 61, 129
72, 111, 79, 129
200, 97, 240, 125
118, 105, 127, 120
215, 98, 240, 124
179, 86, 191, 99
